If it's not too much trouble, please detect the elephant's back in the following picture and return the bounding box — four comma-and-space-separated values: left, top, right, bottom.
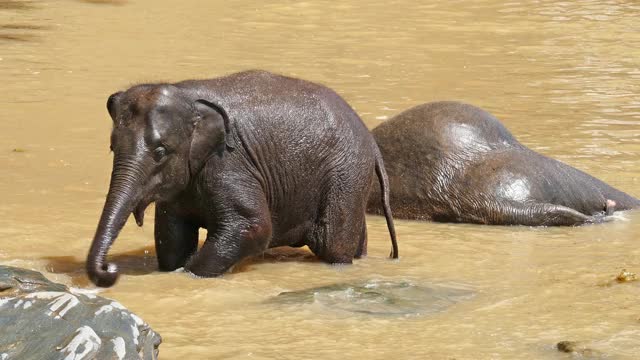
180, 70, 369, 139
188, 71, 377, 227
372, 101, 519, 154
371, 102, 522, 184
368, 101, 522, 219
219, 70, 371, 154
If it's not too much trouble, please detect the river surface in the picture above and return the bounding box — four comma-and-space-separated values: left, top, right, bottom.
1, 0, 640, 359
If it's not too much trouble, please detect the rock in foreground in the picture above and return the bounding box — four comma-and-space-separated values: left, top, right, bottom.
0, 266, 161, 360
272, 279, 474, 316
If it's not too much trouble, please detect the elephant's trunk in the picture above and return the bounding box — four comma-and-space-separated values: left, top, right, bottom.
87, 156, 146, 287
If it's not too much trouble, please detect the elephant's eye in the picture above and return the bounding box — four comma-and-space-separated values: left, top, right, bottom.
153, 146, 167, 162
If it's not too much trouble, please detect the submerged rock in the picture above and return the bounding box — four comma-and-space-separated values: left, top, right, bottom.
598, 268, 638, 287
556, 341, 605, 358
0, 266, 161, 360
615, 269, 637, 283
272, 279, 474, 316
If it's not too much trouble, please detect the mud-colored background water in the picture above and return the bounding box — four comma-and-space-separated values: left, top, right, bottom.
1, 0, 640, 359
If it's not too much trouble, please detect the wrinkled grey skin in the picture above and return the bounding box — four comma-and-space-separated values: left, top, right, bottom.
0, 266, 161, 360
88, 70, 398, 288
368, 101, 640, 225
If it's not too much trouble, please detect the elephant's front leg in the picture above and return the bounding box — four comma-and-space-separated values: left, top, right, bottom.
184, 213, 272, 278
184, 219, 272, 277
154, 202, 199, 271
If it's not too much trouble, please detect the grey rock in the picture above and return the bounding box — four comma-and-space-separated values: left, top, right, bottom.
271, 279, 474, 316
0, 266, 161, 360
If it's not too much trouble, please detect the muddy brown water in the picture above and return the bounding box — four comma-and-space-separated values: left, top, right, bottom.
1, 1, 640, 359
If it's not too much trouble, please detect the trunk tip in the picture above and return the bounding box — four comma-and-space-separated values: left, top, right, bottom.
87, 262, 119, 288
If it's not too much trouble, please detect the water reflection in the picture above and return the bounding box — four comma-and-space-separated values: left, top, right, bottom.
44, 246, 319, 287
44, 247, 157, 287
0, 23, 47, 42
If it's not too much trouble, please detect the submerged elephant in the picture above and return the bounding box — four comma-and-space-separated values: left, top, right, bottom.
367, 101, 640, 226
87, 70, 398, 288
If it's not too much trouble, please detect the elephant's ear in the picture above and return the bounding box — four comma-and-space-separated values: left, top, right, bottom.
106, 91, 123, 121
189, 99, 235, 175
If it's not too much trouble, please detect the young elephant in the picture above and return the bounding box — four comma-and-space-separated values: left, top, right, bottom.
367, 101, 640, 226
87, 70, 398, 287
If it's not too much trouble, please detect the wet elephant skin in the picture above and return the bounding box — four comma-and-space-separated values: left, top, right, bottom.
367, 101, 640, 226
87, 70, 398, 287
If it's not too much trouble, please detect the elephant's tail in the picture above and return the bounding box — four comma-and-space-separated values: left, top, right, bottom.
373, 145, 399, 259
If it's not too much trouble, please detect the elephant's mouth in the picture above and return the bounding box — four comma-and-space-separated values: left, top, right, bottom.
133, 198, 153, 227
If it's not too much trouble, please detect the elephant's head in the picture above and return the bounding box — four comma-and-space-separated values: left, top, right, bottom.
87, 85, 234, 287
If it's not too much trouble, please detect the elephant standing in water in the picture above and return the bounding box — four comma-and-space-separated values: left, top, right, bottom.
87, 70, 398, 288
367, 101, 639, 226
